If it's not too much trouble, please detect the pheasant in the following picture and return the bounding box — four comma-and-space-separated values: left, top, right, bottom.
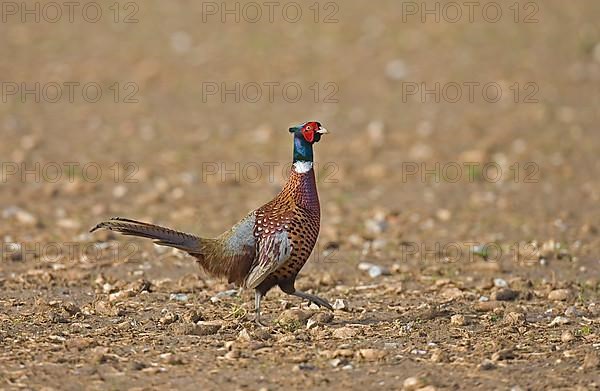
91, 121, 331, 324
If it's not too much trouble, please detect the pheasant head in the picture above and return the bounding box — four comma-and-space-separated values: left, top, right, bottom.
288, 121, 328, 163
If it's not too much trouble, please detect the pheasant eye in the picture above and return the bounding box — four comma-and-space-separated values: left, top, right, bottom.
306, 126, 312, 131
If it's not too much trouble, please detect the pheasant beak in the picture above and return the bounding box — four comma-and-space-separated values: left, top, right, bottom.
317, 127, 329, 134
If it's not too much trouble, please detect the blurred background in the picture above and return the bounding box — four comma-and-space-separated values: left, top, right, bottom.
1, 0, 599, 388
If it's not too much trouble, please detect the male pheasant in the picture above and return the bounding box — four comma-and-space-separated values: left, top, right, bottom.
91, 121, 331, 324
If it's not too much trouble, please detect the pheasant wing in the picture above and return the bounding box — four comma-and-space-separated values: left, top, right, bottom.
244, 229, 291, 289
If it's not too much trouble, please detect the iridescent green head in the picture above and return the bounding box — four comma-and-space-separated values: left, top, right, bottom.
289, 121, 328, 162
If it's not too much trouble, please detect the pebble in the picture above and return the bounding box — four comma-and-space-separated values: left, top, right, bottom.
159, 311, 178, 325
491, 288, 519, 301
402, 376, 426, 391
450, 314, 467, 326
330, 358, 345, 368
237, 329, 252, 342
170, 31, 193, 54
169, 293, 189, 302
278, 309, 311, 325
431, 349, 447, 363
332, 327, 358, 339
332, 299, 349, 311
549, 316, 570, 326
112, 185, 127, 198
479, 359, 496, 370
311, 311, 334, 324
357, 349, 386, 361
358, 262, 390, 278
367, 120, 385, 147
214, 289, 238, 299
492, 348, 515, 361
435, 209, 451, 222
182, 309, 203, 323
440, 287, 464, 300
475, 300, 504, 312
561, 330, 574, 342
503, 312, 525, 325
385, 59, 409, 80
548, 289, 571, 301
3, 206, 38, 226
493, 278, 508, 288
56, 218, 81, 229
564, 306, 581, 318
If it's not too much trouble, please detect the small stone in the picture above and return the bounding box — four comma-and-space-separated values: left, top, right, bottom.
94, 301, 121, 316
312, 311, 334, 324
278, 309, 311, 325
564, 306, 581, 318
112, 185, 127, 198
493, 278, 508, 288
492, 349, 515, 361
332, 327, 358, 339
8, 207, 38, 226
170, 31, 193, 54
385, 59, 409, 81
169, 293, 189, 302
367, 120, 385, 147
293, 363, 315, 371
251, 328, 272, 341
435, 209, 451, 221
182, 309, 203, 323
475, 301, 504, 312
357, 349, 386, 361
159, 311, 178, 325
450, 314, 467, 326
402, 376, 426, 391
56, 218, 81, 229
330, 358, 345, 367
358, 262, 390, 278
548, 289, 571, 301
237, 328, 252, 341
503, 312, 525, 325
491, 288, 519, 301
440, 287, 464, 300
214, 289, 238, 299
332, 299, 349, 311
62, 302, 81, 316
194, 321, 222, 336
561, 330, 574, 342
430, 349, 446, 363
549, 316, 570, 326
479, 359, 496, 370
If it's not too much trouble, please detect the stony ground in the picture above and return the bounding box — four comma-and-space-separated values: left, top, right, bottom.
1, 0, 600, 390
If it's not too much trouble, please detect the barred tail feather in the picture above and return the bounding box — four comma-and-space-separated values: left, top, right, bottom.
90, 217, 201, 253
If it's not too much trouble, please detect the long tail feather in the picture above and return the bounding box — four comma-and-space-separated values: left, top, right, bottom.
90, 217, 200, 253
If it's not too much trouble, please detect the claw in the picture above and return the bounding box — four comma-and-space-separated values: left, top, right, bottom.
292, 290, 333, 311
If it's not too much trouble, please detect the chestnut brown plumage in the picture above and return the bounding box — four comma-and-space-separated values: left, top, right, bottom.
91, 122, 331, 324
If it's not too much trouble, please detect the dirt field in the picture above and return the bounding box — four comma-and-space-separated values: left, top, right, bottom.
1, 0, 599, 389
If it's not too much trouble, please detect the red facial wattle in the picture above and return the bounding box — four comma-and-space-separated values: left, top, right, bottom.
303, 129, 315, 143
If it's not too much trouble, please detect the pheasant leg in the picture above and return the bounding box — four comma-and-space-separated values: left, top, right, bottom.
254, 290, 269, 326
